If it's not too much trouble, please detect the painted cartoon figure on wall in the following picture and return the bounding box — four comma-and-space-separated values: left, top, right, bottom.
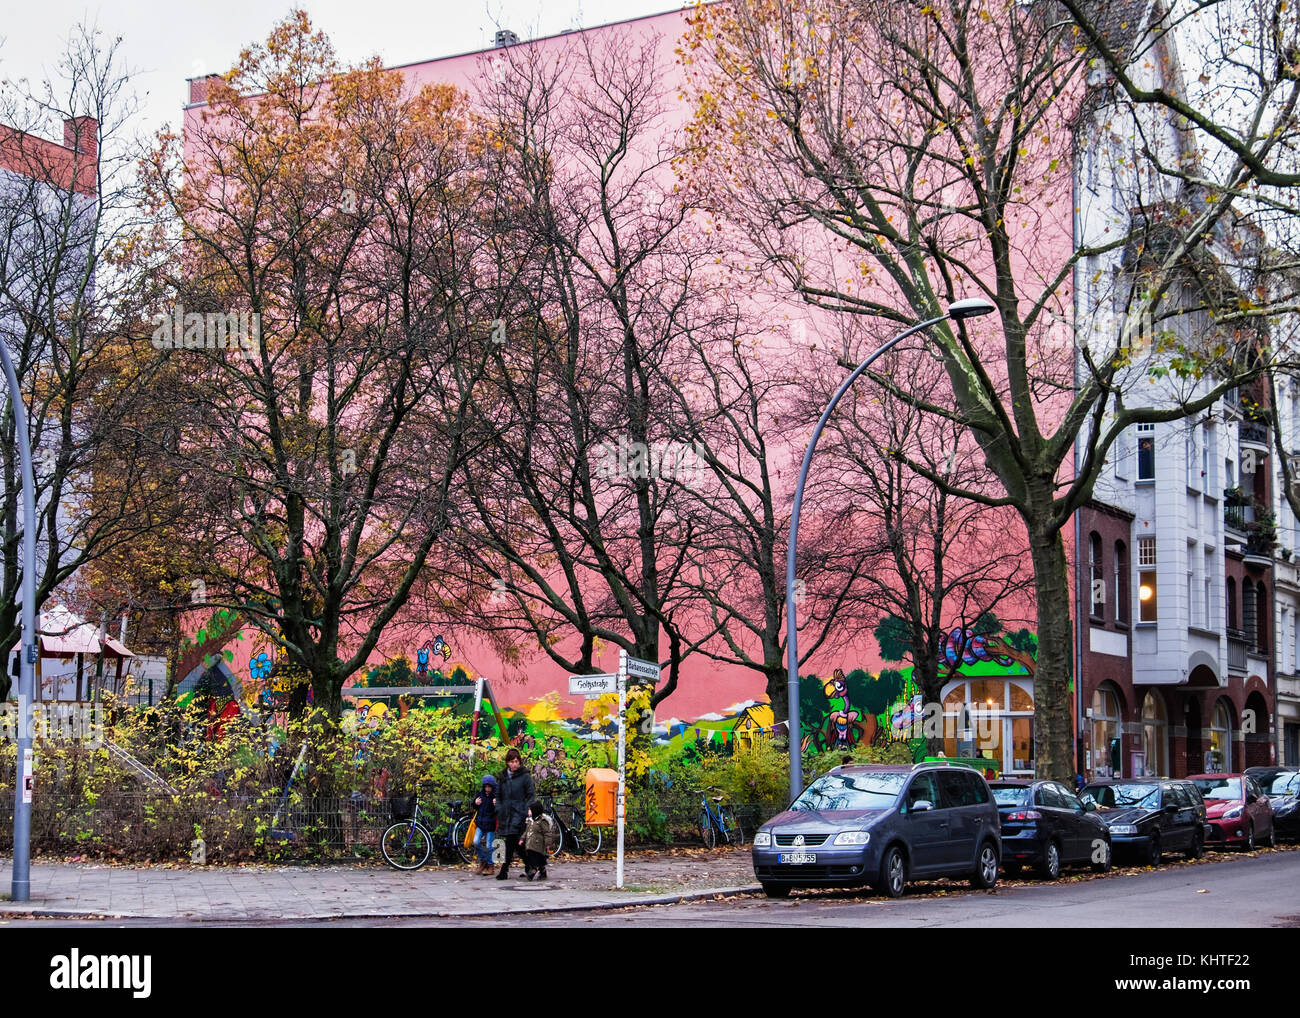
415, 636, 453, 678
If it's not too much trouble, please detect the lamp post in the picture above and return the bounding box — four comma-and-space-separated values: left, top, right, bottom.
2, 337, 38, 902
784, 297, 997, 799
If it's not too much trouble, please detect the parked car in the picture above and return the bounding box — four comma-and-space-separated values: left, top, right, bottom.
752, 763, 1001, 899
1190, 773, 1275, 850
1245, 767, 1300, 840
990, 779, 1111, 878
1080, 778, 1208, 864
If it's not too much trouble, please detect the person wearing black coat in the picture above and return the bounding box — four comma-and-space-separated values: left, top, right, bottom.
495, 747, 536, 880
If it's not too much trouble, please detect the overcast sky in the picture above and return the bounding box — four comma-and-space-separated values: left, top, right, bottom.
0, 0, 679, 139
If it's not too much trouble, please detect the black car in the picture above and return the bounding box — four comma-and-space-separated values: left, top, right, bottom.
752, 763, 1002, 899
990, 780, 1111, 878
1081, 778, 1209, 864
1246, 766, 1300, 840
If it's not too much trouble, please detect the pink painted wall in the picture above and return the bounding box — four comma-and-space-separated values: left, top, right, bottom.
181, 8, 1077, 724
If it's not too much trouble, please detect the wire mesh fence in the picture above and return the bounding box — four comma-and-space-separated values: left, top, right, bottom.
0, 792, 770, 862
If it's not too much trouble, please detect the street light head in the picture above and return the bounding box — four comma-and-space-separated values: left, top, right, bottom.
947, 297, 997, 321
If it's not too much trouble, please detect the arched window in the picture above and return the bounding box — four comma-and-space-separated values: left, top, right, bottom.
1226, 577, 1237, 631
1207, 700, 1233, 773
1141, 691, 1169, 777
1115, 541, 1129, 623
1089, 532, 1104, 618
1244, 583, 1257, 642
1256, 581, 1269, 653
1091, 684, 1122, 778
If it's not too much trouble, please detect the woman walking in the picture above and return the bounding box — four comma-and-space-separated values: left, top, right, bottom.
495, 747, 535, 880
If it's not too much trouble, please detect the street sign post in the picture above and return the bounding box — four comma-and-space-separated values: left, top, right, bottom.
567, 673, 618, 696
616, 651, 628, 889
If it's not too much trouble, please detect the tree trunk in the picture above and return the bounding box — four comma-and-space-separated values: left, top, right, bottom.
1027, 529, 1074, 782
764, 660, 788, 725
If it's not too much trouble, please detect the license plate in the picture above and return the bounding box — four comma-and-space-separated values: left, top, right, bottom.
779, 852, 817, 864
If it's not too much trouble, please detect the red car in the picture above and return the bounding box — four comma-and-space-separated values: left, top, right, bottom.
1189, 773, 1275, 851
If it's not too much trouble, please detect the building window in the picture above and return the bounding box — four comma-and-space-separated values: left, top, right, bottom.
1244, 583, 1257, 642
1141, 691, 1169, 778
1227, 577, 1237, 630
1256, 580, 1269, 653
1186, 426, 1198, 488
1090, 685, 1122, 779
1115, 541, 1129, 623
1202, 422, 1212, 486
1137, 423, 1156, 480
1207, 700, 1232, 773
1138, 537, 1157, 622
1090, 532, 1104, 618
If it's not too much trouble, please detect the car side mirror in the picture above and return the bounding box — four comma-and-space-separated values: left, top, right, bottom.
1247, 793, 1258, 804
911, 800, 934, 813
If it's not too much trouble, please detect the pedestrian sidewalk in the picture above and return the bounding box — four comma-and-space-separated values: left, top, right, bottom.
0, 846, 759, 921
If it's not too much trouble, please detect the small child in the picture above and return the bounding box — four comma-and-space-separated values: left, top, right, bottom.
521, 800, 552, 881
472, 774, 498, 875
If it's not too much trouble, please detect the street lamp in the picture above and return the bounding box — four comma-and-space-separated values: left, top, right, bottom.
784, 297, 997, 798
1, 338, 38, 902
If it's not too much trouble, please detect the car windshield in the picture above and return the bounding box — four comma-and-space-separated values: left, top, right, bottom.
1193, 778, 1242, 801
1086, 783, 1160, 808
1265, 773, 1299, 797
791, 772, 907, 811
992, 787, 1029, 807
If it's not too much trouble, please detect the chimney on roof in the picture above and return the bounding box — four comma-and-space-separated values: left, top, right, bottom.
188, 74, 223, 106
62, 116, 98, 160
494, 29, 519, 48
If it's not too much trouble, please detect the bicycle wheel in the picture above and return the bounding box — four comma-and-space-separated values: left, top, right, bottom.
572, 812, 603, 855
451, 815, 475, 865
699, 810, 718, 849
546, 806, 565, 859
719, 806, 746, 846
381, 821, 433, 870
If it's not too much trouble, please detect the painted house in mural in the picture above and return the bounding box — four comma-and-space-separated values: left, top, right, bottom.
176, 5, 1284, 777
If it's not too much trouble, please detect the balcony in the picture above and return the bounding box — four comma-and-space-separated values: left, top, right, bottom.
1228, 631, 1248, 674
1240, 420, 1271, 458
1244, 531, 1276, 567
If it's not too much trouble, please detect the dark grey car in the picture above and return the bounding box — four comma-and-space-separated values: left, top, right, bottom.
751, 763, 1001, 899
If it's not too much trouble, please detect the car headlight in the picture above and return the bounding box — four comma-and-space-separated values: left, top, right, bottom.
833, 831, 871, 846
1109, 824, 1138, 835
1223, 806, 1243, 820
753, 831, 772, 847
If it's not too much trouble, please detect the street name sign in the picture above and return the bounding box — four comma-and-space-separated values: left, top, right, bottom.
625, 656, 661, 681
568, 673, 618, 696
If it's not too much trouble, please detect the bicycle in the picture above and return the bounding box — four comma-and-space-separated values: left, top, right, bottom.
698, 787, 745, 848
380, 794, 475, 870
543, 799, 603, 858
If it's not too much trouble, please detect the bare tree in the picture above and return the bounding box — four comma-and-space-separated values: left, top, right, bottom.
679, 0, 1279, 778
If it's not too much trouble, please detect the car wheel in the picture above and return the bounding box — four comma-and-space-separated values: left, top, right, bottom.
761, 882, 791, 899
970, 841, 999, 890
879, 846, 906, 899
1091, 839, 1112, 873
1243, 824, 1255, 852
1263, 824, 1275, 848
1146, 834, 1162, 867
1185, 833, 1204, 861
1037, 841, 1061, 880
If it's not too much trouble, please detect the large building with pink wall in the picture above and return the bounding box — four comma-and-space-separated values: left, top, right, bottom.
178, 6, 1288, 776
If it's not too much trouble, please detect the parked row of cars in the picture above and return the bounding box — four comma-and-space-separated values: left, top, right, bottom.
750, 762, 1299, 899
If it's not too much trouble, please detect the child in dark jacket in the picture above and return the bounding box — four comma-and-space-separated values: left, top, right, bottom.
472, 775, 498, 875
521, 800, 552, 881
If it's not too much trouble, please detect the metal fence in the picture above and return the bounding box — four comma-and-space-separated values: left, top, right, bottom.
0, 792, 769, 862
